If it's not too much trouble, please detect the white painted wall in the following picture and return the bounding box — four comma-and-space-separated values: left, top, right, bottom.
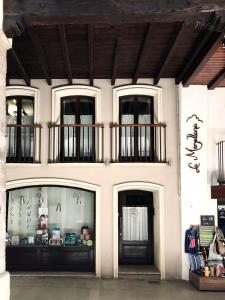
179, 85, 225, 280
7, 78, 181, 278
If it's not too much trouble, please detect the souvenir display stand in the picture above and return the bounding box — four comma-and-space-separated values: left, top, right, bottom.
189, 270, 225, 291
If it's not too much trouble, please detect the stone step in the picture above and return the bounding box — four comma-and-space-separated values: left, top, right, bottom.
118, 265, 161, 281
119, 272, 161, 281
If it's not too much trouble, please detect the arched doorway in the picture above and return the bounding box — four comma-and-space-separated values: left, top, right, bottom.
113, 182, 165, 279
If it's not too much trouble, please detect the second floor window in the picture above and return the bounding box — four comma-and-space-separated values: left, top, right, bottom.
119, 95, 154, 161
60, 96, 95, 162
6, 96, 34, 162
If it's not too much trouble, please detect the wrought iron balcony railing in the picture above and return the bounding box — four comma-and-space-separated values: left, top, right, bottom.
110, 123, 167, 163
48, 123, 104, 163
6, 124, 42, 163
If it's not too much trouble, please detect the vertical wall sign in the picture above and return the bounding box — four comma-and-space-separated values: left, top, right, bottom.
185, 114, 203, 173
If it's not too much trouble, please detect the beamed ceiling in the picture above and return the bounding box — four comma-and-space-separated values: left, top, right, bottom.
4, 0, 225, 89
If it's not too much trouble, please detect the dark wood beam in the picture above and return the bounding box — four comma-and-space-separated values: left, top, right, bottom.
182, 32, 223, 86
176, 16, 221, 84
208, 68, 225, 89
111, 34, 121, 86
154, 22, 184, 85
133, 24, 153, 84
4, 1, 225, 37
88, 25, 94, 86
25, 25, 52, 85
58, 24, 72, 85
8, 48, 30, 86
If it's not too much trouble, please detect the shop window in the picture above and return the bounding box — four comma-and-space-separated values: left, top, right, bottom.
6, 186, 95, 271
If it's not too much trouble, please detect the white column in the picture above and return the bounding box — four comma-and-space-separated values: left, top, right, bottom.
0, 30, 11, 300
179, 85, 216, 280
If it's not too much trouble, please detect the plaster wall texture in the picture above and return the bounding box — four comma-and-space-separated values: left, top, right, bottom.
7, 78, 180, 279
0, 27, 10, 300
179, 85, 225, 280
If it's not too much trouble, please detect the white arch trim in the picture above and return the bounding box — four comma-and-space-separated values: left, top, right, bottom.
6, 86, 40, 123
6, 178, 101, 278
52, 85, 101, 123
113, 181, 165, 279
113, 84, 163, 124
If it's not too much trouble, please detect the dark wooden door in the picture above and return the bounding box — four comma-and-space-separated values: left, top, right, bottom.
118, 190, 154, 265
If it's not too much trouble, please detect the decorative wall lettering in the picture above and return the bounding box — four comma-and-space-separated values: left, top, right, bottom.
185, 114, 203, 173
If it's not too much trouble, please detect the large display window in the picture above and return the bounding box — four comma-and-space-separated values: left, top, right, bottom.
6, 186, 95, 272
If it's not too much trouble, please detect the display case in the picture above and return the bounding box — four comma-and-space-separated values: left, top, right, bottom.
6, 186, 95, 272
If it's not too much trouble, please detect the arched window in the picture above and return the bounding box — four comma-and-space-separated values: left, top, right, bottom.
6, 95, 35, 162
119, 95, 154, 161
60, 95, 95, 161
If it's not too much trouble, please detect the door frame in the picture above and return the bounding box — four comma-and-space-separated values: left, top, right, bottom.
113, 182, 165, 279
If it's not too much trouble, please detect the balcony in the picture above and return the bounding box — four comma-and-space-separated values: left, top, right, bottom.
6, 124, 42, 163
48, 123, 104, 163
110, 123, 167, 163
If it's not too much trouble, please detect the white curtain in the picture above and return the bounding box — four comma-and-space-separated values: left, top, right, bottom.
63, 115, 93, 158
121, 115, 134, 157
138, 115, 151, 157
122, 207, 148, 241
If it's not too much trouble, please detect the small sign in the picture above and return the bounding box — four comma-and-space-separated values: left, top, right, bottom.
200, 215, 215, 226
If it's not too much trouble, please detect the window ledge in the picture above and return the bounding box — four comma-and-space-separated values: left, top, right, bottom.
48, 163, 105, 167
6, 163, 42, 167
110, 162, 169, 167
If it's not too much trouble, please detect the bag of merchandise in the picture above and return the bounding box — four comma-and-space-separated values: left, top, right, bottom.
215, 227, 225, 256
208, 233, 223, 261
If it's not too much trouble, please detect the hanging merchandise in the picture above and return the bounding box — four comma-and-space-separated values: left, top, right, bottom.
199, 226, 214, 247
208, 233, 223, 261
218, 206, 225, 237
215, 227, 225, 256
185, 225, 199, 254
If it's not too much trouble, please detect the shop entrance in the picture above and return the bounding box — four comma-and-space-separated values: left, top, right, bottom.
118, 190, 154, 265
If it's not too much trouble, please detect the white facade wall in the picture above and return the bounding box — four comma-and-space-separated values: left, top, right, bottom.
0, 26, 11, 300
7, 78, 181, 279
179, 85, 225, 280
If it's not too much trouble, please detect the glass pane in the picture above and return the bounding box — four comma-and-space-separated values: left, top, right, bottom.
21, 98, 34, 125
122, 207, 148, 241
80, 97, 95, 115
6, 99, 17, 123
61, 97, 76, 114
120, 96, 134, 115
80, 115, 93, 157
7, 186, 95, 246
137, 96, 152, 115
63, 116, 76, 157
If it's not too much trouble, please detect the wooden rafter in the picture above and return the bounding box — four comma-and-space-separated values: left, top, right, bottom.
88, 25, 94, 86
111, 31, 121, 86
208, 68, 225, 89
8, 48, 30, 86
26, 25, 52, 85
133, 23, 153, 84
59, 24, 72, 85
176, 16, 222, 84
182, 32, 223, 86
154, 21, 184, 85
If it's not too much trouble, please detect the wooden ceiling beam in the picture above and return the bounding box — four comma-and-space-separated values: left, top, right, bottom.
208, 68, 225, 89
8, 48, 30, 86
25, 25, 52, 85
182, 32, 223, 86
111, 34, 121, 86
176, 16, 221, 84
88, 25, 94, 86
133, 23, 154, 84
4, 1, 225, 37
58, 24, 72, 85
154, 21, 184, 85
